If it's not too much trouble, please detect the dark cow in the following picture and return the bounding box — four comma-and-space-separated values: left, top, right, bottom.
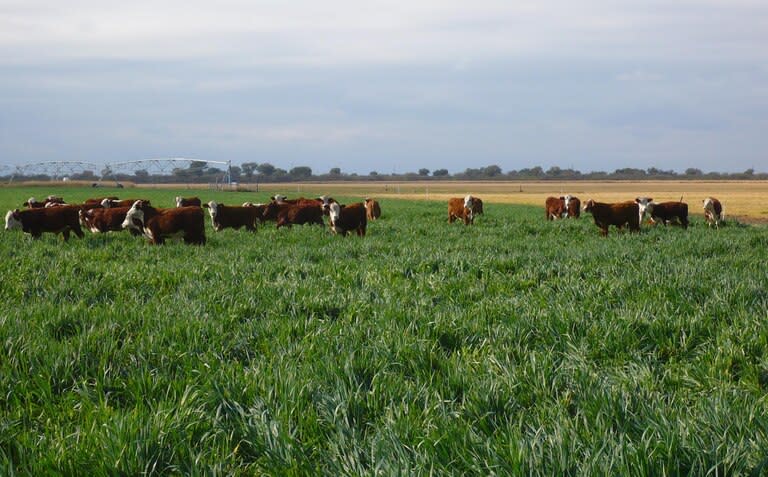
121, 200, 205, 245
545, 196, 566, 220
583, 200, 640, 236
635, 198, 688, 228
175, 196, 202, 207
448, 195, 475, 225
703, 197, 724, 228
5, 206, 84, 241
102, 198, 145, 208
564, 195, 581, 218
203, 201, 260, 232
471, 197, 484, 216
79, 207, 142, 235
328, 202, 367, 237
23, 196, 66, 208
84, 196, 118, 207
364, 198, 382, 221
262, 201, 324, 228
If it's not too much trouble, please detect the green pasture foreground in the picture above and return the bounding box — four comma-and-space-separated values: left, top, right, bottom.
1, 186, 767, 475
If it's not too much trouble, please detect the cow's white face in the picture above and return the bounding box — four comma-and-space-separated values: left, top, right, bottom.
635, 197, 653, 223
5, 210, 21, 231
121, 203, 144, 231
175, 196, 183, 207
272, 194, 287, 203
205, 201, 218, 220
563, 195, 572, 217
101, 198, 115, 208
328, 202, 342, 225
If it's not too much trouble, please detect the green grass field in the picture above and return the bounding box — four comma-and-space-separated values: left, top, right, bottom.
1, 186, 767, 476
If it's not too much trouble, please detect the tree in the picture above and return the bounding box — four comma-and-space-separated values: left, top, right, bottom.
241, 162, 258, 178
418, 168, 430, 176
134, 169, 149, 180
189, 161, 208, 177
684, 167, 703, 176
257, 163, 276, 176
289, 166, 313, 179
433, 169, 449, 177
329, 167, 341, 176
369, 171, 379, 176
483, 165, 502, 177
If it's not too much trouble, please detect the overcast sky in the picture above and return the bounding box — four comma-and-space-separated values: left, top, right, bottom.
1, 0, 766, 174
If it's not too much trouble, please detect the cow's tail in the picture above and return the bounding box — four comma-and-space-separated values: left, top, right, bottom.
679, 195, 683, 203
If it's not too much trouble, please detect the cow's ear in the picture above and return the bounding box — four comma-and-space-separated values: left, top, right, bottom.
635, 198, 640, 203
203, 203, 209, 208
145, 200, 151, 206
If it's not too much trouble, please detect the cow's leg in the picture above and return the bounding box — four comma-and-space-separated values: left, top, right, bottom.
73, 225, 84, 238
62, 229, 70, 241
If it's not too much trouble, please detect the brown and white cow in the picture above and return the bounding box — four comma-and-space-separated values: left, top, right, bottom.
328, 202, 367, 237
563, 195, 581, 218
175, 196, 202, 207
79, 207, 142, 235
583, 200, 640, 236
448, 195, 475, 225
364, 198, 382, 221
262, 201, 324, 228
102, 198, 145, 209
202, 201, 260, 232
471, 197, 484, 216
635, 197, 688, 228
702, 197, 724, 228
23, 195, 66, 208
545, 196, 566, 220
121, 200, 205, 245
5, 206, 85, 240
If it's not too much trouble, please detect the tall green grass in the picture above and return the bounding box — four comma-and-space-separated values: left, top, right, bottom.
1, 186, 767, 475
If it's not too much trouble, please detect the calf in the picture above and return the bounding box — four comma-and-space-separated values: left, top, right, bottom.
79, 207, 141, 235
328, 202, 367, 237
564, 195, 581, 218
175, 196, 202, 207
702, 197, 724, 228
448, 195, 475, 225
583, 200, 640, 236
635, 198, 688, 228
364, 198, 382, 221
545, 196, 566, 220
121, 200, 205, 245
23, 196, 66, 208
5, 206, 84, 241
203, 201, 260, 232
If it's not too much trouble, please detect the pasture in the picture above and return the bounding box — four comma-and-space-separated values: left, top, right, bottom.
1, 185, 767, 475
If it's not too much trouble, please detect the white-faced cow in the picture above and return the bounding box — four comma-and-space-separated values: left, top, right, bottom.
635, 197, 688, 228
5, 206, 85, 241
122, 200, 205, 245
448, 195, 475, 225
703, 197, 724, 228
583, 200, 640, 237
328, 202, 367, 237
175, 196, 202, 207
203, 201, 260, 232
563, 195, 580, 218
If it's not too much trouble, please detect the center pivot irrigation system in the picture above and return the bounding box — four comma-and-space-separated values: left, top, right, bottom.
0, 158, 233, 185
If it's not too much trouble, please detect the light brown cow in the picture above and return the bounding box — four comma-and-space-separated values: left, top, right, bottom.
702, 197, 724, 228
329, 202, 367, 236
448, 195, 475, 225
364, 198, 382, 221
545, 196, 566, 220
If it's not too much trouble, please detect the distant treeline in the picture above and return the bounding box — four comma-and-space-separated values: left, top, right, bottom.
4, 162, 767, 183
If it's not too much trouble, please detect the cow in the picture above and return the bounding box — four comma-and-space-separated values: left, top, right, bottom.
5, 206, 85, 241
471, 197, 484, 216
262, 201, 324, 228
703, 197, 724, 228
328, 202, 367, 237
364, 198, 382, 221
635, 198, 688, 228
102, 198, 145, 209
545, 196, 566, 221
175, 196, 202, 207
448, 195, 475, 225
79, 206, 142, 235
202, 201, 260, 232
564, 195, 581, 218
583, 200, 640, 236
121, 200, 205, 245
23, 196, 66, 208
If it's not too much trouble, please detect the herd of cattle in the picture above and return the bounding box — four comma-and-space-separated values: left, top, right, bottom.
540, 194, 724, 236
4, 192, 725, 244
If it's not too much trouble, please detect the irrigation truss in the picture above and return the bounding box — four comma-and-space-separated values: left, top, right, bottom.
0, 158, 232, 184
